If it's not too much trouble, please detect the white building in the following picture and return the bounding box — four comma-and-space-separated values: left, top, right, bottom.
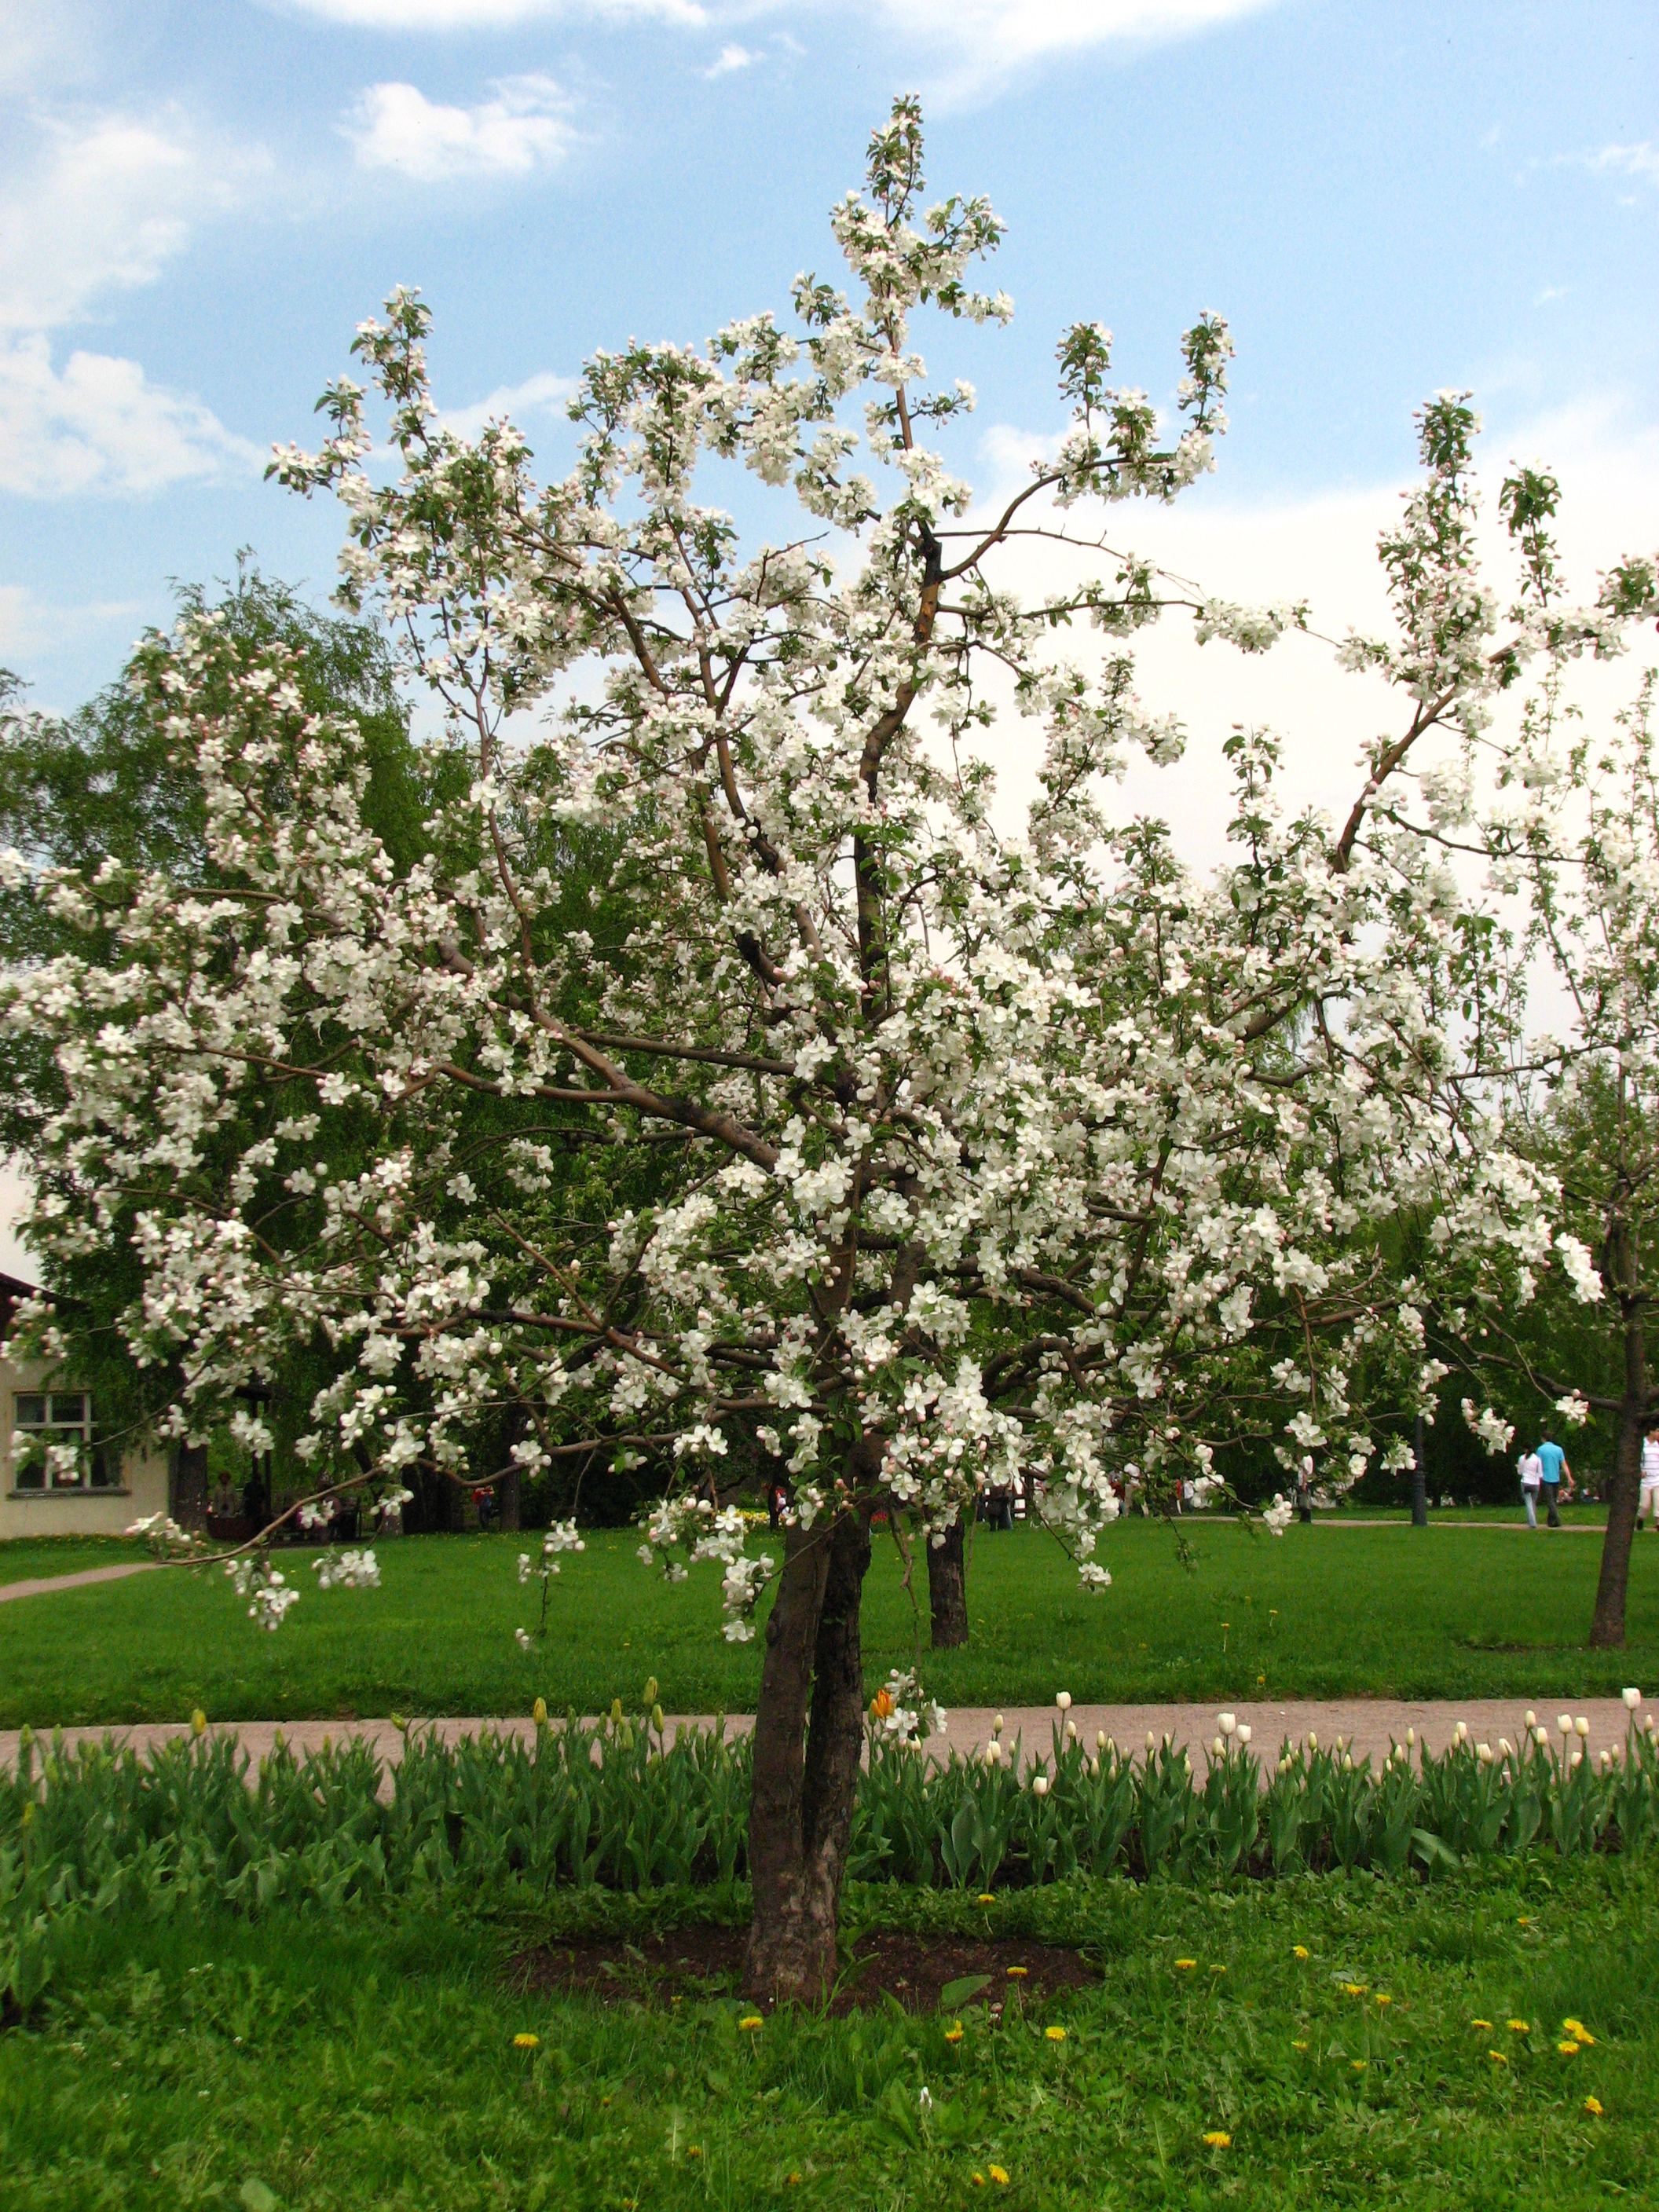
0, 1273, 170, 1540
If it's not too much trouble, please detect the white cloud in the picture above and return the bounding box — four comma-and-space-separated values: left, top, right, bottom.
346, 74, 575, 178
0, 335, 259, 498
1575, 141, 1659, 183
705, 42, 759, 76
873, 0, 1278, 94
441, 368, 576, 440
0, 109, 259, 334
284, 0, 705, 25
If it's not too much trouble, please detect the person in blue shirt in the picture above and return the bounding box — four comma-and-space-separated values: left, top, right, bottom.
1535, 1431, 1574, 1529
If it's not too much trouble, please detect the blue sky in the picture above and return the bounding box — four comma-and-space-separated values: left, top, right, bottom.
2, 0, 1656, 713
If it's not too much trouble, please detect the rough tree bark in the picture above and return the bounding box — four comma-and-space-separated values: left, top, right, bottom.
1591, 1220, 1647, 1647
926, 1513, 969, 1648
171, 1441, 209, 1533
743, 1472, 873, 2004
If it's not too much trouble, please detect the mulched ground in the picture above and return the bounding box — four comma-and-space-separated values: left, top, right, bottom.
516, 1928, 1098, 2016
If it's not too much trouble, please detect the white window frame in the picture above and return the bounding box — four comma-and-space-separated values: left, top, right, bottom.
10, 1390, 115, 1494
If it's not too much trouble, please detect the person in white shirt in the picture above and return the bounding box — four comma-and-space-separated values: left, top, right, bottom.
1518, 1447, 1544, 1530
1639, 1425, 1659, 1530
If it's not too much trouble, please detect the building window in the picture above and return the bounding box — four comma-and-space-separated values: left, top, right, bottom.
11, 1392, 113, 1492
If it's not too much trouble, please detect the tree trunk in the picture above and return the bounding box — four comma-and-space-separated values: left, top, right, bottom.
499, 1463, 522, 1533
1590, 1400, 1642, 1646
172, 1442, 208, 1533
1590, 1221, 1647, 1649
744, 1495, 873, 2005
926, 1513, 969, 1647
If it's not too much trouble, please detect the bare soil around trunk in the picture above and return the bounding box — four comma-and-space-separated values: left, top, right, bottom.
515, 1926, 1098, 2016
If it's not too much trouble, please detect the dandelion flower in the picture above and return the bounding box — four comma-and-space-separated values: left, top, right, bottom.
971, 2175, 985, 2189
687, 2146, 702, 2159
1006, 1965, 1027, 1978
1174, 1958, 1197, 1971
1375, 1994, 1393, 2008
1562, 2018, 1594, 2044
1209, 1965, 1226, 1976
1471, 2019, 1494, 2031
1292, 1945, 1309, 1960
977, 1893, 997, 1905
1351, 2060, 1367, 2072
1045, 2026, 1067, 2042
513, 2033, 540, 2049
1341, 1983, 1368, 1998
1584, 2096, 1604, 2116
1507, 2019, 1529, 2033
1291, 2039, 1309, 2051
945, 2023, 964, 2044
738, 2016, 764, 2031
1558, 2042, 1580, 2057
988, 2166, 1009, 2186
1202, 2131, 1231, 2148
1489, 2050, 1507, 2064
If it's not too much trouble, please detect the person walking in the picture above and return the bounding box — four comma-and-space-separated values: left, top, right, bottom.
1535, 1430, 1573, 1529
1639, 1422, 1659, 1531
1518, 1445, 1544, 1530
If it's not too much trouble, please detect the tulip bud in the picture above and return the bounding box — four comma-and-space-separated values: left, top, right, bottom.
1557, 1714, 1573, 1736
1066, 1719, 1078, 1742
1219, 1712, 1236, 1736
1342, 1754, 1353, 1771
191, 1708, 207, 1738
1213, 1737, 1225, 1757
1097, 1730, 1107, 1752
1525, 1710, 1536, 1730
611, 1697, 624, 1725
1455, 1721, 1467, 1744
1236, 1724, 1252, 1745
994, 1714, 1005, 1736
1032, 1772, 1049, 1797
1056, 1692, 1072, 1713
1145, 1731, 1156, 1752
532, 1696, 548, 1727
1406, 1727, 1415, 1747
1307, 1732, 1318, 1750
1623, 1686, 1642, 1710
644, 1676, 658, 1705
1574, 1716, 1589, 1738
1089, 1755, 1100, 1778
652, 1704, 665, 1734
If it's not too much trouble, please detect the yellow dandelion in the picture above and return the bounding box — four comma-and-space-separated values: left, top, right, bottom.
738, 2015, 764, 2031
687, 2146, 702, 2159
1174, 1958, 1197, 1971
1558, 2042, 1580, 2057
1203, 2131, 1231, 2148
1005, 1965, 1027, 1978
1471, 2018, 1494, 2031
1563, 2019, 1595, 2045
1045, 2026, 1068, 2042
1341, 1983, 1368, 1997
971, 2176, 985, 2189
1291, 2039, 1309, 2051
787, 2175, 802, 2187
1209, 1965, 1226, 1976
1517, 1914, 1532, 1926
1507, 2019, 1529, 2033
944, 2023, 964, 2043
512, 2033, 540, 2049
1584, 2096, 1604, 2116
1489, 2050, 1507, 2064
1292, 1945, 1309, 1960
988, 2165, 1010, 2186
1350, 2060, 1367, 2072
977, 1893, 997, 1904
1375, 1994, 1393, 2007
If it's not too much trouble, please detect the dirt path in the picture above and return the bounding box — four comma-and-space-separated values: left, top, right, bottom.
1, 1694, 1645, 1781
0, 1562, 157, 1604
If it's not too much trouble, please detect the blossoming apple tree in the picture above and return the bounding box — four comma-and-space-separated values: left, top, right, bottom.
4, 101, 1627, 1996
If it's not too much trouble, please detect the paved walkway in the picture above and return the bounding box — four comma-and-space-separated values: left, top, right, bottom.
0, 1561, 157, 1604
2, 1696, 1646, 1782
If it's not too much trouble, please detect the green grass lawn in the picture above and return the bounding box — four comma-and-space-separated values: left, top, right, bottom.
0, 1536, 147, 1585
2, 1860, 1653, 2210
2, 1517, 1656, 1730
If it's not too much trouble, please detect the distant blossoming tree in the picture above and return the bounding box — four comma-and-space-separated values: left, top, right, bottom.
6, 101, 1637, 1994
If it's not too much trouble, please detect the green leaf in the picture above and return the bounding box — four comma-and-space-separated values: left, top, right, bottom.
939, 1972, 992, 2010
240, 2183, 280, 2212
